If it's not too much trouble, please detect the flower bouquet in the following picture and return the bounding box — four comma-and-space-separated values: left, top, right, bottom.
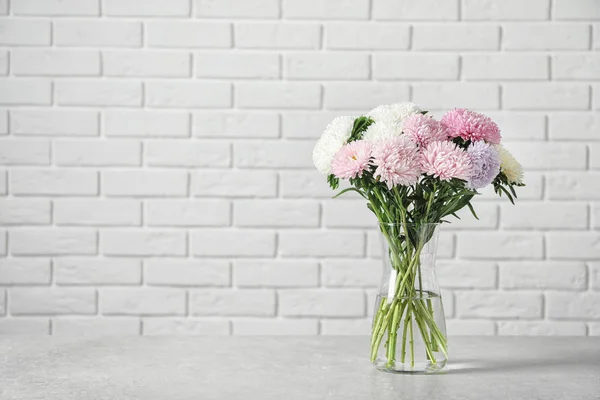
312, 102, 524, 373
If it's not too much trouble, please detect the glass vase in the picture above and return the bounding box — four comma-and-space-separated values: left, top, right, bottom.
370, 223, 448, 374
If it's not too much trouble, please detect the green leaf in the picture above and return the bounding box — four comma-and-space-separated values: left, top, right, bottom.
332, 187, 367, 200
467, 202, 479, 220
327, 174, 339, 190
347, 116, 374, 143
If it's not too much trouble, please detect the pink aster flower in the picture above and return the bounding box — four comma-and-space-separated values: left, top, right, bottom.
330, 140, 372, 179
421, 141, 472, 181
441, 108, 501, 144
402, 114, 449, 147
371, 136, 421, 189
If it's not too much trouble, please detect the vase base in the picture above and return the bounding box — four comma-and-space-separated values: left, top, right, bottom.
373, 358, 447, 374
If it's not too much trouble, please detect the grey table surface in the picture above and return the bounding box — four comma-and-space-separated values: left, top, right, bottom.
0, 336, 598, 400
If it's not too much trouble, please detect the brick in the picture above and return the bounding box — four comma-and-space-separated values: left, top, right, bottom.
101, 288, 185, 316
11, 50, 100, 76
446, 320, 495, 335
146, 22, 231, 48
143, 318, 229, 335
325, 23, 409, 50
284, 53, 369, 80
0, 80, 51, 105
0, 139, 49, 165
145, 259, 230, 286
280, 171, 333, 198
456, 291, 542, 318
234, 140, 313, 168
103, 0, 190, 16
101, 230, 186, 256
457, 232, 543, 259
281, 112, 340, 138
146, 81, 231, 108
55, 140, 141, 166
503, 83, 589, 110
506, 141, 586, 170
547, 232, 600, 259
0, 171, 5, 195
11, 110, 98, 137
55, 81, 142, 107
103, 170, 188, 197
0, 199, 50, 225
322, 260, 380, 287
196, 52, 279, 79
463, 54, 548, 80
11, 170, 98, 196
12, 0, 99, 15
233, 319, 318, 335
11, 229, 96, 256
0, 319, 49, 334
413, 83, 499, 110
553, 0, 600, 20
145, 140, 230, 167
436, 261, 497, 289
193, 111, 279, 138
413, 25, 499, 50
54, 199, 141, 226
192, 170, 277, 197
321, 319, 371, 335
53, 318, 140, 335
236, 82, 321, 109
283, 0, 369, 19
0, 0, 5, 14
485, 112, 546, 140
499, 262, 586, 290
0, 110, 6, 134
590, 262, 600, 290
146, 199, 230, 227
547, 292, 600, 319
373, 0, 458, 20
0, 51, 6, 76
104, 110, 189, 138
589, 143, 600, 169
590, 323, 600, 336
195, 0, 279, 18
0, 288, 4, 313
463, 0, 549, 20
279, 231, 364, 257
191, 230, 276, 257
235, 23, 321, 49
324, 82, 410, 110
553, 54, 600, 80
54, 21, 141, 47
592, 204, 600, 228
233, 260, 319, 287
103, 51, 190, 77
595, 24, 600, 50
0, 19, 50, 46
373, 54, 459, 80
234, 200, 318, 228
11, 288, 96, 315
190, 289, 275, 316
503, 24, 590, 50
0, 258, 51, 284
497, 321, 586, 336
594, 84, 600, 110
501, 202, 587, 229
55, 258, 141, 285
548, 172, 600, 200
322, 200, 374, 228
279, 289, 365, 317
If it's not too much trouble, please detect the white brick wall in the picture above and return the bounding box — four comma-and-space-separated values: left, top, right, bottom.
0, 0, 598, 337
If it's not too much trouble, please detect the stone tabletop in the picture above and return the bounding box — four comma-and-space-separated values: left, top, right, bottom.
0, 336, 598, 400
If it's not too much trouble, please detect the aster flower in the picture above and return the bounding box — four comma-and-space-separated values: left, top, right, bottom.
402, 114, 448, 147
313, 116, 355, 175
361, 119, 403, 143
421, 141, 472, 182
367, 102, 421, 125
496, 144, 524, 184
331, 140, 372, 180
371, 136, 421, 189
441, 108, 501, 144
466, 141, 501, 189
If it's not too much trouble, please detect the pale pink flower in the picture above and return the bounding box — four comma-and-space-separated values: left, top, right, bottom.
371, 136, 421, 189
420, 141, 472, 181
330, 140, 372, 179
402, 114, 449, 147
441, 108, 501, 144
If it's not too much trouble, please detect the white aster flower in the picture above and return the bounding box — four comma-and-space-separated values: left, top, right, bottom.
361, 119, 403, 142
367, 102, 421, 126
495, 144, 524, 184
312, 116, 355, 175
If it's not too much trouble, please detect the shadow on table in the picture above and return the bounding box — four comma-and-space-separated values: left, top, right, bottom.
448, 357, 592, 375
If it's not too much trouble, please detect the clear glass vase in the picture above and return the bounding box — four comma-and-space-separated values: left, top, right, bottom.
370, 223, 448, 374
